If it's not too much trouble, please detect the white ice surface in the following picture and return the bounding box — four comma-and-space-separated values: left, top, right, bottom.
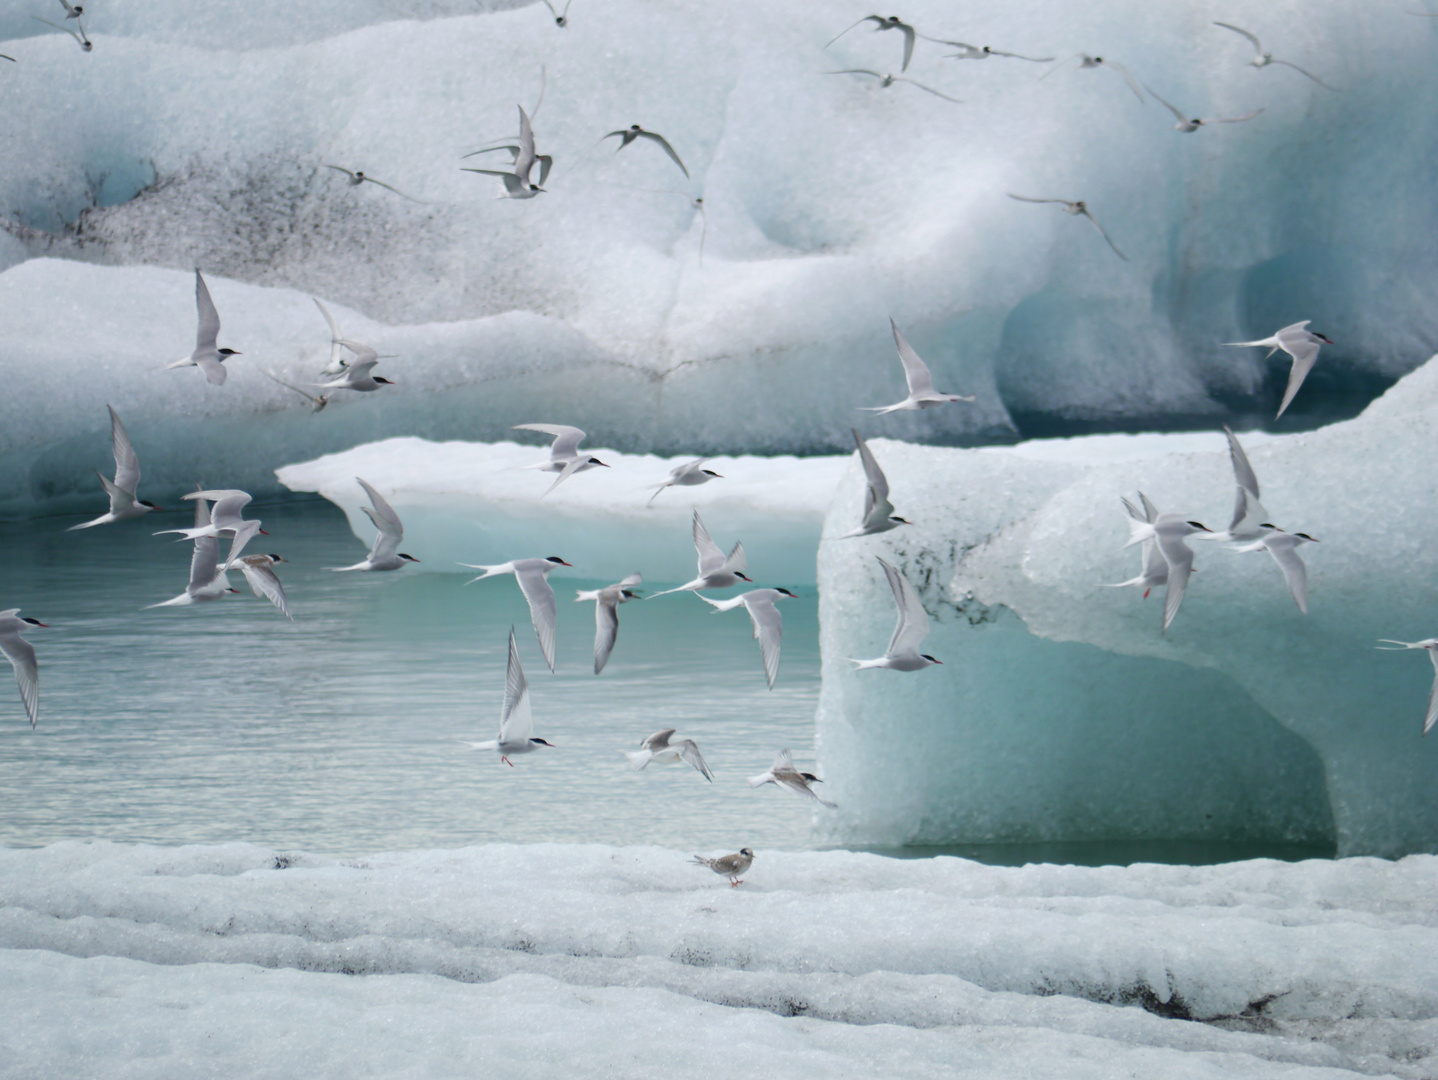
2, 842, 1437, 1078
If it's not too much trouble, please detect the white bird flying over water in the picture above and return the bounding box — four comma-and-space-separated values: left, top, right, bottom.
697, 588, 797, 690
156, 489, 267, 568
825, 69, 962, 103
575, 573, 642, 675
1233, 526, 1317, 614
838, 429, 910, 538
461, 557, 572, 673
1040, 54, 1144, 101
322, 165, 426, 203
0, 609, 46, 729
692, 848, 753, 886
470, 628, 554, 765
625, 728, 713, 781
1144, 84, 1263, 132
1376, 638, 1438, 735
1123, 513, 1213, 633
647, 457, 722, 506
862, 319, 975, 414
69, 406, 163, 529
228, 554, 292, 619
602, 125, 689, 178
1212, 22, 1335, 89
147, 489, 241, 609
512, 424, 610, 497
328, 478, 418, 572
826, 15, 918, 72
1224, 320, 1332, 419
850, 557, 941, 671
1007, 194, 1127, 261
748, 749, 835, 808
165, 269, 240, 385
648, 511, 753, 597
1103, 492, 1168, 597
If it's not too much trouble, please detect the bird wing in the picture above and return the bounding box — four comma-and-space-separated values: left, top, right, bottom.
240, 559, 292, 619
745, 594, 784, 690
1008, 194, 1068, 205
899, 23, 915, 70
642, 728, 676, 750
1266, 539, 1309, 614
0, 630, 39, 729
1142, 83, 1188, 123
515, 565, 559, 672
222, 521, 262, 568
1227, 486, 1270, 539
636, 130, 689, 178
722, 540, 748, 575
515, 105, 538, 182
1138, 492, 1160, 522
535, 155, 553, 187
195, 354, 229, 386
986, 48, 1054, 61
337, 339, 379, 366
1268, 59, 1334, 89
187, 532, 221, 594
878, 557, 930, 655
1212, 21, 1263, 55
513, 423, 586, 461
1079, 208, 1127, 261
1100, 59, 1145, 101
107, 405, 141, 496
692, 510, 724, 575
542, 455, 589, 498
1156, 531, 1195, 633
824, 16, 878, 48
852, 429, 892, 524
323, 164, 358, 181
890, 320, 937, 397
771, 748, 795, 773
314, 297, 343, 356
1205, 108, 1264, 124
359, 175, 427, 203
194, 269, 221, 352
206, 491, 254, 527
357, 478, 403, 560
498, 628, 534, 742
678, 740, 714, 781
894, 77, 963, 103
1222, 425, 1262, 500
593, 594, 620, 674
1426, 652, 1438, 736
1275, 332, 1322, 419
262, 368, 323, 405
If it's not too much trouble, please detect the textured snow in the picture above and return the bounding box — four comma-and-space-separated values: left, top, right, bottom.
1, 842, 1436, 1078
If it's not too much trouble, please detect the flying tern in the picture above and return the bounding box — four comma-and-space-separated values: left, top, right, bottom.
1212, 22, 1334, 89
1376, 639, 1438, 735
261, 368, 329, 413
228, 554, 292, 619
625, 728, 714, 781
469, 628, 554, 765
1040, 54, 1144, 101
323, 165, 425, 203
461, 557, 572, 673
1144, 84, 1263, 132
328, 478, 418, 572
826, 69, 962, 103
31, 15, 91, 50
147, 489, 241, 609
0, 610, 46, 729
1199, 426, 1271, 542
648, 511, 752, 597
314, 351, 393, 393
1007, 194, 1127, 261
313, 298, 349, 376
697, 588, 797, 690
850, 556, 941, 670
1233, 526, 1316, 614
837, 430, 910, 538
165, 269, 240, 385
69, 406, 163, 529
462, 106, 548, 198
539, 0, 574, 26
646, 457, 722, 506
602, 125, 689, 178
512, 423, 610, 496
1123, 514, 1212, 633
748, 749, 836, 808
932, 39, 1054, 62
156, 489, 267, 569
826, 15, 918, 71
1224, 320, 1332, 419
862, 319, 975, 414
575, 573, 642, 675
1103, 493, 1168, 597
691, 848, 753, 887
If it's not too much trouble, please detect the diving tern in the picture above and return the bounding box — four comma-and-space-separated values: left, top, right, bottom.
648, 511, 752, 597
461, 557, 572, 673
228, 554, 292, 619
323, 165, 426, 203
147, 489, 240, 609
646, 457, 722, 506
328, 478, 418, 572
165, 269, 240, 385
69, 406, 163, 529
0, 610, 46, 729
1224, 320, 1332, 419
469, 628, 554, 765
1103, 493, 1167, 597
748, 749, 835, 808
575, 573, 642, 675
1007, 194, 1127, 261
826, 15, 918, 72
1123, 514, 1212, 633
602, 125, 689, 178
1212, 22, 1334, 89
863, 319, 974, 414
512, 424, 610, 497
462, 106, 548, 198
626, 728, 714, 781
1234, 526, 1317, 614
691, 848, 753, 887
932, 39, 1054, 62
1145, 84, 1263, 132
261, 368, 329, 414
1375, 639, 1438, 735
1040, 54, 1144, 101
697, 588, 797, 690
31, 15, 91, 51
850, 556, 941, 670
826, 69, 962, 103
837, 429, 910, 537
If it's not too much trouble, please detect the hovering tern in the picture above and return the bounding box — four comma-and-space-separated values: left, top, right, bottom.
462, 106, 548, 198
313, 298, 348, 376
646, 457, 722, 507
575, 573, 642, 675
156, 489, 267, 569
602, 125, 689, 178
461, 557, 572, 673
1144, 84, 1263, 132
1123, 514, 1212, 633
1103, 493, 1168, 597
1234, 526, 1316, 614
165, 269, 240, 385
322, 165, 425, 203
1200, 426, 1270, 542
31, 15, 91, 51
649, 511, 752, 597
625, 728, 714, 781
748, 749, 835, 808
837, 429, 910, 538
313, 350, 393, 393
850, 556, 941, 671
469, 628, 554, 765
1375, 639, 1438, 735
826, 15, 918, 72
1224, 320, 1332, 419
1007, 194, 1127, 261
826, 69, 962, 102
539, 0, 574, 27
328, 478, 418, 572
932, 39, 1054, 62
261, 368, 329, 414
147, 489, 241, 609
69, 406, 163, 529
0, 610, 46, 729
1212, 22, 1334, 89
1040, 54, 1144, 101
862, 319, 975, 414
228, 554, 292, 619
691, 848, 753, 887
697, 588, 797, 690
512, 423, 610, 497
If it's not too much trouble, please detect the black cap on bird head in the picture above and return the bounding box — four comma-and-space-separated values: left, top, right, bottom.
373, 376, 395, 385
399, 553, 420, 562
801, 772, 822, 782
1186, 521, 1211, 531
546, 556, 573, 566
735, 571, 753, 582
219, 348, 241, 356
21, 617, 48, 627
529, 738, 554, 747
922, 654, 942, 664
139, 500, 163, 510
776, 588, 798, 598
587, 457, 610, 467
890, 516, 911, 525
702, 469, 722, 478
739, 847, 755, 858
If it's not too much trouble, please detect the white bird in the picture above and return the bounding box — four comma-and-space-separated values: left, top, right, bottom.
625, 728, 714, 781
1375, 639, 1438, 735
165, 270, 241, 385
1145, 84, 1263, 132
314, 345, 393, 393
539, 0, 574, 26
602, 125, 689, 178
850, 556, 941, 671
826, 69, 963, 103
469, 628, 554, 765
0, 609, 46, 729
862, 319, 975, 414
1102, 492, 1168, 597
647, 457, 723, 506
748, 749, 835, 808
460, 557, 572, 673
1200, 426, 1271, 543
462, 105, 548, 198
1233, 526, 1317, 614
1123, 514, 1213, 633
575, 573, 642, 675
933, 39, 1054, 62
512, 423, 610, 497
648, 511, 753, 597
691, 847, 754, 886
314, 298, 349, 376
328, 478, 419, 572
838, 430, 910, 538
156, 489, 267, 569
697, 588, 797, 690
261, 368, 330, 414
1212, 22, 1334, 88
826, 15, 918, 71
322, 165, 426, 203
147, 489, 241, 609
69, 406, 163, 529
31, 15, 91, 51
1224, 320, 1333, 419
228, 554, 292, 619
1040, 53, 1144, 101
1007, 194, 1127, 261
55, 0, 84, 20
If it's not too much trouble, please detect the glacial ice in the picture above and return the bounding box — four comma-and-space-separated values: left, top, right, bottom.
2, 841, 1436, 1078
817, 356, 1438, 857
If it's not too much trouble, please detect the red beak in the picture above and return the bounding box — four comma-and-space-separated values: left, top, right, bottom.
259, 529, 270, 535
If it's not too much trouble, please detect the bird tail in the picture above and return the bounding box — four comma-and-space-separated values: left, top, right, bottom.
459, 563, 504, 584
623, 750, 652, 770
575, 589, 601, 602
747, 772, 773, 788
1099, 577, 1145, 589
67, 516, 107, 531
645, 585, 689, 599
1121, 519, 1155, 550
847, 658, 886, 670
689, 854, 713, 867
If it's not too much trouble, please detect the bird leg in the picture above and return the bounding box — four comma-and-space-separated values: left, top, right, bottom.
502, 756, 514, 767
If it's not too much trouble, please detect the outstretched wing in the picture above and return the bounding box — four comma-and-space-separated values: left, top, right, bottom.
357, 478, 403, 561
890, 320, 936, 397
240, 559, 292, 620
515, 565, 559, 673
513, 423, 586, 461
593, 595, 620, 675
0, 631, 39, 729
852, 429, 891, 523
194, 269, 221, 352
692, 510, 724, 574
878, 557, 930, 655
107, 405, 141, 496
498, 628, 534, 742
636, 130, 689, 178
745, 594, 784, 690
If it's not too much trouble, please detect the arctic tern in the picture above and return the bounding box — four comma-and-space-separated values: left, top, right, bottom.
691, 848, 754, 886
837, 429, 910, 537
31, 15, 91, 51
328, 478, 419, 572
462, 106, 548, 198
1007, 194, 1127, 260
1224, 320, 1333, 419
69, 406, 163, 529
460, 557, 572, 673
850, 557, 941, 670
156, 489, 267, 569
1212, 22, 1335, 89
625, 728, 714, 781
933, 40, 1055, 62
648, 511, 752, 597
323, 165, 426, 203
229, 554, 292, 619
697, 588, 797, 690
1040, 54, 1144, 101
1102, 493, 1167, 597
602, 125, 689, 178
261, 368, 329, 414
1123, 514, 1213, 633
575, 573, 642, 675
1375, 639, 1438, 735
0, 610, 46, 729
862, 319, 974, 414
146, 489, 241, 609
826, 70, 962, 103
748, 749, 835, 808
165, 269, 240, 385
826, 15, 918, 71
512, 424, 610, 497
1199, 426, 1271, 542
1145, 84, 1263, 132
646, 457, 722, 506
1233, 526, 1317, 614
469, 628, 554, 765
